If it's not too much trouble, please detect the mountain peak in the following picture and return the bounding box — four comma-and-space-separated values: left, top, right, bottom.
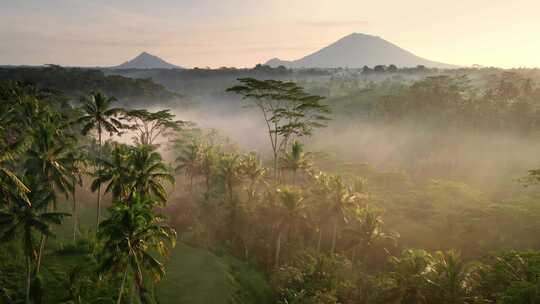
345, 32, 378, 38
266, 33, 456, 69
113, 52, 181, 69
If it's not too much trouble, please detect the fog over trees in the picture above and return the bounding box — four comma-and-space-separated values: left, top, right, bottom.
3, 48, 540, 303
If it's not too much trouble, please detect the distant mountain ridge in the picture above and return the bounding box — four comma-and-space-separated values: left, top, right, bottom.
266, 33, 456, 69
113, 52, 181, 69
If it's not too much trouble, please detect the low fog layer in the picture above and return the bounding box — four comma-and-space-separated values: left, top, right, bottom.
163, 94, 538, 198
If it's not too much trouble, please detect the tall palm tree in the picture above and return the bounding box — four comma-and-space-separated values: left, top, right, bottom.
218, 152, 243, 240
343, 206, 394, 268
76, 92, 125, 225
311, 172, 357, 254
428, 250, 476, 304
91, 144, 131, 202
0, 92, 47, 206
175, 142, 201, 191
98, 194, 176, 304
385, 249, 433, 304
93, 145, 174, 207
280, 140, 311, 185
129, 145, 175, 204
0, 177, 69, 304
0, 146, 30, 206
65, 150, 87, 241
274, 186, 307, 267
25, 123, 75, 273
218, 153, 242, 204
198, 143, 218, 200
0, 83, 34, 206
240, 152, 266, 203
25, 123, 74, 206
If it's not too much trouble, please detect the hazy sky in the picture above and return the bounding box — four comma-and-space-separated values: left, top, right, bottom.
1, 0, 539, 68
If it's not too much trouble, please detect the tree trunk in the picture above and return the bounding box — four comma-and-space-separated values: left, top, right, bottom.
129, 280, 135, 304
316, 228, 322, 253
72, 187, 78, 242
36, 235, 47, 274
96, 126, 102, 227
351, 246, 357, 269
331, 218, 338, 254
204, 175, 210, 200
117, 266, 129, 304
275, 229, 283, 267
25, 255, 31, 304
229, 199, 237, 241
273, 151, 278, 184
244, 241, 249, 260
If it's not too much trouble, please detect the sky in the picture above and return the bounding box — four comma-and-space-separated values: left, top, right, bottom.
1, 0, 539, 68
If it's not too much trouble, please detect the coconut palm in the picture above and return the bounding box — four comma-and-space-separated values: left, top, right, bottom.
217, 152, 243, 239
274, 186, 307, 266
0, 147, 30, 206
76, 91, 125, 225
91, 144, 132, 202
175, 141, 201, 191
65, 150, 88, 241
218, 153, 242, 204
25, 123, 73, 206
0, 83, 49, 206
24, 123, 75, 273
129, 145, 175, 204
280, 140, 311, 185
198, 142, 218, 200
311, 172, 357, 254
343, 206, 395, 268
428, 250, 477, 304
0, 176, 69, 304
240, 152, 266, 203
385, 249, 433, 304
97, 194, 176, 304
93, 145, 174, 207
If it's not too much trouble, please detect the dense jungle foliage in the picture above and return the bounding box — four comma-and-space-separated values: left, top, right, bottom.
2, 65, 540, 303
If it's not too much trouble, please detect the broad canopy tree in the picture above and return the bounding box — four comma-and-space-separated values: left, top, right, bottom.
227, 78, 331, 182
124, 109, 186, 146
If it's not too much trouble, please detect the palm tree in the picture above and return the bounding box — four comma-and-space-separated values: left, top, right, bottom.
91, 144, 131, 202
428, 250, 476, 304
240, 152, 266, 203
26, 124, 73, 199
385, 249, 433, 304
98, 194, 176, 304
274, 186, 307, 267
311, 172, 357, 254
198, 143, 218, 200
0, 177, 69, 304
218, 152, 243, 240
65, 150, 87, 241
0, 84, 34, 206
93, 145, 174, 207
343, 206, 394, 268
280, 140, 311, 185
76, 92, 125, 226
129, 145, 175, 204
25, 123, 74, 273
175, 142, 201, 191
0, 147, 30, 206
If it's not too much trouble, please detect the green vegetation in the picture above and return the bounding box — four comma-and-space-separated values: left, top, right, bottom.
0, 66, 178, 106
3, 67, 540, 303
157, 243, 270, 304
